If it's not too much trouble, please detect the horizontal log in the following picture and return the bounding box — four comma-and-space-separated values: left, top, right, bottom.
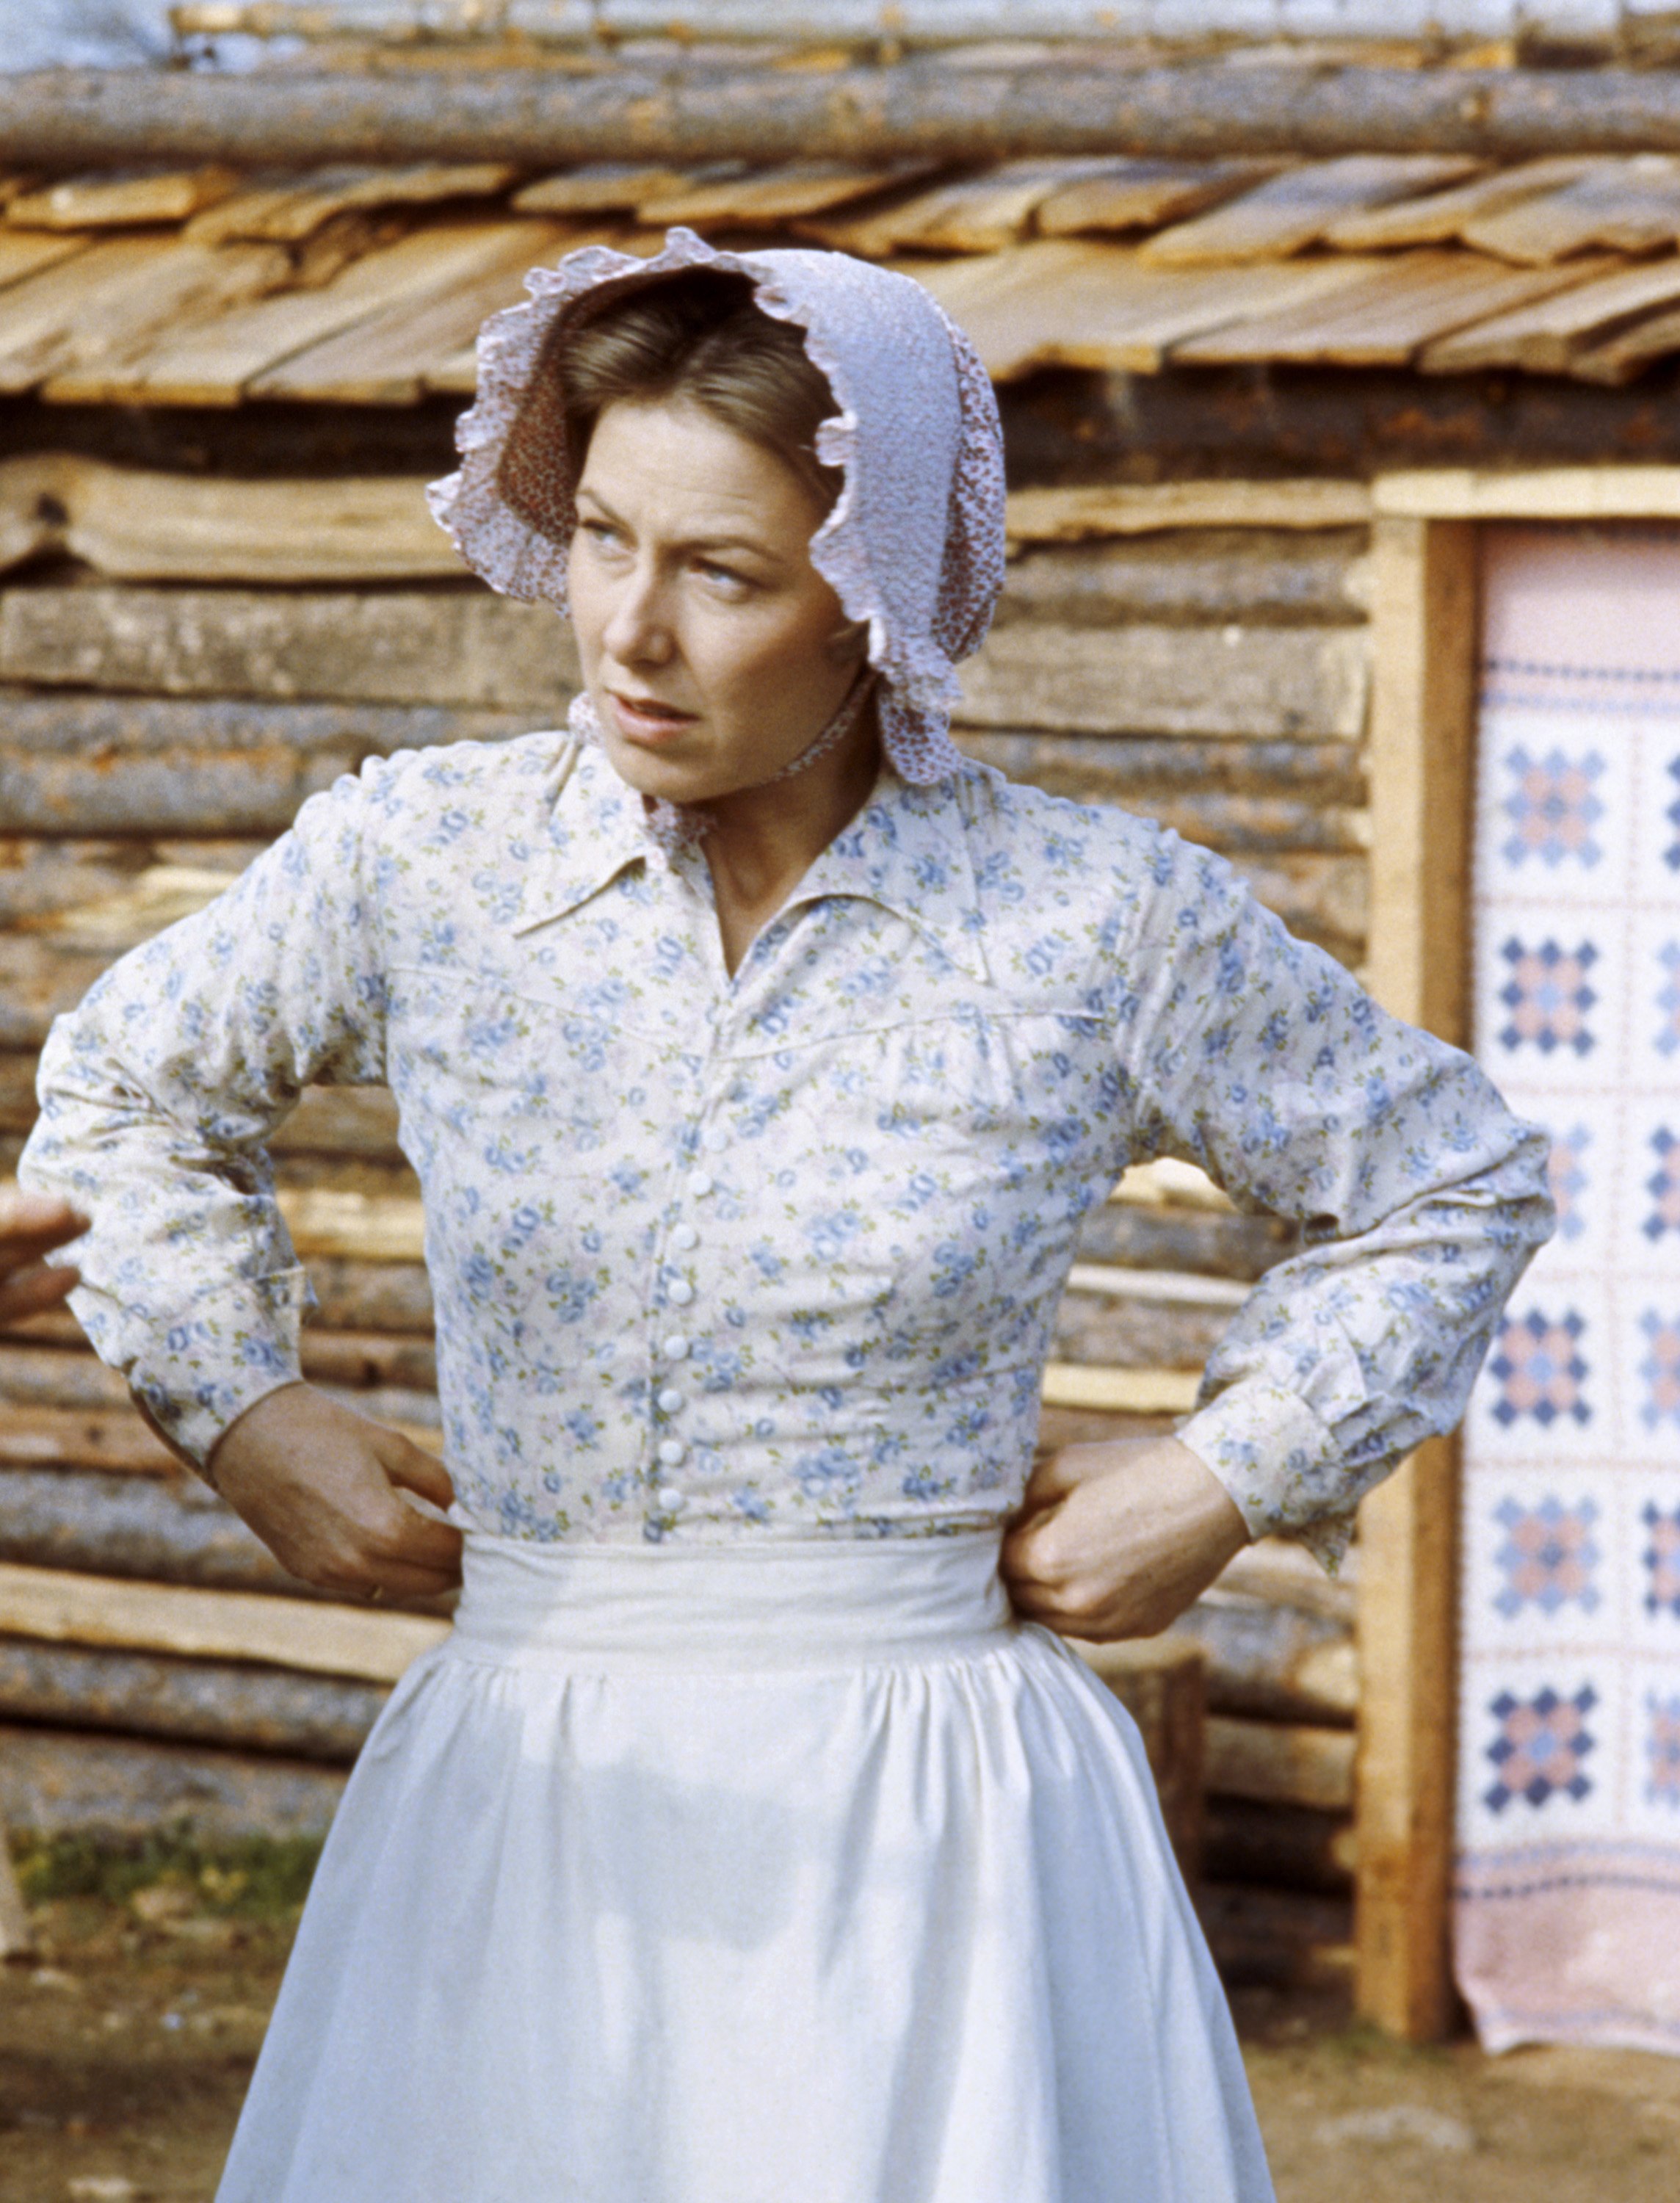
1050, 1288, 1231, 1372
0, 1635, 387, 1763
1203, 1798, 1355, 1896
278, 1083, 404, 1160
1074, 1201, 1295, 1281
1038, 1364, 1199, 1414
1197, 1881, 1354, 1992
0, 1560, 448, 1681
1226, 852, 1368, 961
12, 65, 1680, 168
1217, 1540, 1358, 1626
0, 696, 532, 837
997, 533, 1369, 628
0, 1314, 438, 1398
955, 621, 1369, 741
0, 1466, 341, 1600
308, 1257, 435, 1333
1006, 481, 1374, 541
1168, 1595, 1357, 1726
1011, 356, 1680, 483
0, 453, 455, 584
1206, 1714, 1355, 1812
956, 739, 1369, 856
0, 1403, 176, 1477
0, 585, 581, 709
278, 1187, 426, 1264
0, 1720, 346, 1842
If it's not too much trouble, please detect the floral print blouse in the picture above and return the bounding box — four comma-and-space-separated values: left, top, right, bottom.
21, 734, 1552, 1558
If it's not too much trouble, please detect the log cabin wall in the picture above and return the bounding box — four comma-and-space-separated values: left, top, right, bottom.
16, 99, 1680, 1986
0, 419, 1369, 1986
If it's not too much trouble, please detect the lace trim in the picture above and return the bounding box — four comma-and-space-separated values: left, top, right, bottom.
427, 228, 1006, 793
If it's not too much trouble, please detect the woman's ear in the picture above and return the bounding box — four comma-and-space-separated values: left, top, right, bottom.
825, 616, 869, 665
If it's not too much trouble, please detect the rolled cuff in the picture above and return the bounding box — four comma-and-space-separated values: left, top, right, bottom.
1176, 1378, 1359, 1563
92, 1267, 311, 1472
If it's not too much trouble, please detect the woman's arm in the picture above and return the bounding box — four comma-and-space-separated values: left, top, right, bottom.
18, 758, 461, 1599
1004, 828, 1553, 1638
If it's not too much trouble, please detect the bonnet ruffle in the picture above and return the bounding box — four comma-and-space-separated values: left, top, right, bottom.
426, 226, 1006, 786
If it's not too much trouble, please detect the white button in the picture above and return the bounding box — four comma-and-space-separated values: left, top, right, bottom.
687, 1171, 714, 1198
656, 1486, 687, 1511
667, 1278, 695, 1307
661, 1334, 689, 1361
656, 1386, 685, 1414
671, 1223, 699, 1252
702, 1126, 728, 1153
656, 1439, 687, 1467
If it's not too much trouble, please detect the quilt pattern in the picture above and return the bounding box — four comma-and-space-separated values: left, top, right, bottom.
1457, 524, 1680, 2055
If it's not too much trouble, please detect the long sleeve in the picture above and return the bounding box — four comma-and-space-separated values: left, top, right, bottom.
18, 762, 391, 1469
1114, 834, 1554, 1567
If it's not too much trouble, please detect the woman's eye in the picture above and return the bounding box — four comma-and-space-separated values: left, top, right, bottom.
582, 520, 627, 552
697, 561, 753, 593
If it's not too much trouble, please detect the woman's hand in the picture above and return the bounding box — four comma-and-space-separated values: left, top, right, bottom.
0, 1187, 87, 1322
209, 1382, 463, 1604
1001, 1435, 1250, 1642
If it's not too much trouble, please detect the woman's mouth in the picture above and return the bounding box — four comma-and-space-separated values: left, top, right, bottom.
607, 691, 700, 744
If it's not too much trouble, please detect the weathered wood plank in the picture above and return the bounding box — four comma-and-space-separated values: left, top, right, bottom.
1005, 480, 1374, 541
1039, 1365, 1201, 1414
998, 532, 1369, 627
0, 1722, 347, 1842
0, 1466, 316, 1599
0, 1637, 387, 1765
248, 217, 578, 404
954, 737, 1369, 855
308, 1259, 435, 1334
187, 162, 521, 243
0, 697, 532, 839
1168, 1596, 1357, 1726
1173, 250, 1605, 370
913, 242, 1380, 380
1051, 1290, 1231, 1373
1035, 157, 1283, 238
0, 1561, 447, 1682
1324, 156, 1595, 250
8, 165, 239, 231
954, 622, 1369, 740
1374, 464, 1680, 521
0, 1404, 177, 1477
0, 235, 295, 398
1203, 1797, 1355, 1895
0, 456, 458, 583
1074, 1201, 1295, 1281
0, 586, 580, 708
1197, 1882, 1354, 1992
1355, 512, 1477, 2045
642, 159, 930, 228
1419, 254, 1680, 375
113, 220, 564, 407
1141, 155, 1482, 265
1225, 853, 1368, 960
1206, 1715, 1355, 1812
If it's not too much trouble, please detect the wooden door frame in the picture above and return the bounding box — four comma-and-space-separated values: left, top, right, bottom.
1356, 464, 1680, 2039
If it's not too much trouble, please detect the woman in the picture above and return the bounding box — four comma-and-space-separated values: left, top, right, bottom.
21, 231, 1552, 2202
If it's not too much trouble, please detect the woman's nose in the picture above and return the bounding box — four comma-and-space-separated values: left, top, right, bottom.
603, 567, 675, 668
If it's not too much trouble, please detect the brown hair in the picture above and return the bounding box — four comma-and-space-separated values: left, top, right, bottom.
551, 270, 844, 514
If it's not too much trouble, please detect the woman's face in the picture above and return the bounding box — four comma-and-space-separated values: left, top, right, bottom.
568, 395, 863, 806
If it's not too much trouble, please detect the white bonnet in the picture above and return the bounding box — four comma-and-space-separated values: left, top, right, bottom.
427, 226, 1006, 784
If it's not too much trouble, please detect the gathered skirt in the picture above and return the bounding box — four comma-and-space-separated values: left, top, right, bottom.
215, 1530, 1274, 2203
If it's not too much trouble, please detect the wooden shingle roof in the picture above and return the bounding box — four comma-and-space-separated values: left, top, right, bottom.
13, 144, 1680, 399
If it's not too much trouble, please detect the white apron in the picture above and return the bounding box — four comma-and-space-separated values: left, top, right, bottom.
216, 1530, 1274, 2203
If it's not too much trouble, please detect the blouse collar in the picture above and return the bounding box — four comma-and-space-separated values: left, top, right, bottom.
514, 740, 988, 983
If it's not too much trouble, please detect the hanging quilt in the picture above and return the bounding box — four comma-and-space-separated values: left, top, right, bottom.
1456, 522, 1680, 2055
